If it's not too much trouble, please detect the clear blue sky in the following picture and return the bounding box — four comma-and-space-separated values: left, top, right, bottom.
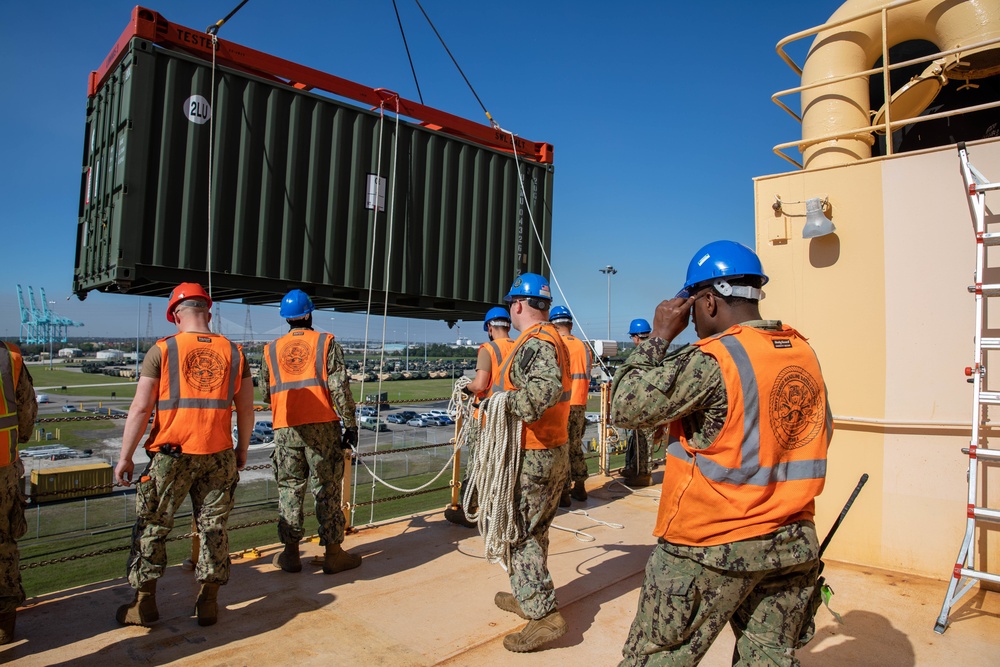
0, 1, 840, 345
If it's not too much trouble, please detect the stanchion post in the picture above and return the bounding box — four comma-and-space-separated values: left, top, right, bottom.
449, 404, 463, 510
342, 448, 353, 533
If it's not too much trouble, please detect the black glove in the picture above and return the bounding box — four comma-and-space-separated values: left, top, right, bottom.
461, 386, 474, 397
478, 397, 490, 413
341, 426, 358, 450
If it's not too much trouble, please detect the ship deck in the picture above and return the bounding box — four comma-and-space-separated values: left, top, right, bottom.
3, 472, 998, 666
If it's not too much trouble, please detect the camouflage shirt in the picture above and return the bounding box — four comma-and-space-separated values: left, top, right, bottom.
261, 328, 357, 429
507, 336, 564, 425
611, 321, 818, 569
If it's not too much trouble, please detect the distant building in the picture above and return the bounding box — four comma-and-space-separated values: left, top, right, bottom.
95, 349, 124, 360
58, 348, 83, 358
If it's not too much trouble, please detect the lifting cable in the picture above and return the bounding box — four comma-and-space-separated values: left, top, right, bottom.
392, 0, 424, 104
207, 0, 252, 35
414, 0, 495, 126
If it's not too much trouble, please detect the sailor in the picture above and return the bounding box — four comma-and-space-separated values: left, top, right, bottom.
548, 305, 593, 505
261, 289, 362, 574
115, 282, 255, 627
450, 307, 516, 527
621, 318, 654, 487
0, 341, 37, 644
612, 241, 832, 665
490, 273, 572, 652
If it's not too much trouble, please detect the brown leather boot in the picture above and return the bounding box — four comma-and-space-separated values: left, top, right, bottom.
494, 592, 528, 619
321, 543, 362, 574
116, 580, 159, 626
195, 582, 220, 626
273, 543, 302, 572
0, 611, 15, 645
502, 610, 568, 652
570, 480, 588, 501
623, 472, 653, 487
559, 490, 571, 507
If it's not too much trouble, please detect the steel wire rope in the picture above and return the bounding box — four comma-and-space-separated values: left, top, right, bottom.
392, 0, 424, 104
207, 33, 218, 314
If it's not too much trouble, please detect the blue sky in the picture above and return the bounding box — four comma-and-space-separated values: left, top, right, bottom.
0, 1, 839, 345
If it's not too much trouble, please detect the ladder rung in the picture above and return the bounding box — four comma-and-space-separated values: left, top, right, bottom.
970, 181, 1000, 195
955, 566, 1000, 586
981, 338, 1000, 349
970, 285, 1000, 296
972, 507, 1000, 523
981, 233, 1000, 247
961, 447, 1000, 460
978, 391, 1000, 404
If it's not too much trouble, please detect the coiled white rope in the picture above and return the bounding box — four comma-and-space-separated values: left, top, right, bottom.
463, 390, 523, 571
551, 508, 626, 542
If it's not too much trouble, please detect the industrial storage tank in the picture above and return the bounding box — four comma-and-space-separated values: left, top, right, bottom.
75, 7, 555, 323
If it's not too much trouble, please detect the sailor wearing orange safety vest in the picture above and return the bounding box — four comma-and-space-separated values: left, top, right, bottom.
0, 341, 37, 645
612, 241, 832, 666
261, 289, 361, 575
548, 306, 593, 506
488, 273, 573, 653
114, 283, 254, 629
448, 306, 516, 528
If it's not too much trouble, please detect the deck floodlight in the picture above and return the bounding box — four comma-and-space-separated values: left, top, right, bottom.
802, 197, 835, 239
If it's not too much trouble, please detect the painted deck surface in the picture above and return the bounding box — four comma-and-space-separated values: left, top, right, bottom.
3, 474, 997, 666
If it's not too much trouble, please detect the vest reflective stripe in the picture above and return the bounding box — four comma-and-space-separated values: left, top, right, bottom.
655, 325, 830, 546
265, 330, 338, 428
0, 343, 22, 467
562, 334, 592, 407
148, 334, 242, 455
487, 338, 517, 397
497, 323, 572, 450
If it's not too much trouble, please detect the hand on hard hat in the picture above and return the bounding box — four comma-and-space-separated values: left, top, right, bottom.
651, 296, 695, 343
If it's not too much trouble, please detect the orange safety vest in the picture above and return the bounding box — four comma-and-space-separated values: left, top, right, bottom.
265, 329, 339, 428
654, 324, 832, 546
473, 337, 516, 421
146, 332, 243, 456
0, 342, 24, 467
561, 334, 592, 407
496, 322, 572, 450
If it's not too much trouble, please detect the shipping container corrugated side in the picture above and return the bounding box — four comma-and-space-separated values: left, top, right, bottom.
75, 37, 555, 322
30, 464, 114, 502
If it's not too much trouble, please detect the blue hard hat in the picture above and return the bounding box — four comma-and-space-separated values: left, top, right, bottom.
628, 318, 652, 336
279, 289, 315, 319
677, 240, 768, 298
549, 305, 572, 323
504, 273, 552, 303
483, 306, 511, 332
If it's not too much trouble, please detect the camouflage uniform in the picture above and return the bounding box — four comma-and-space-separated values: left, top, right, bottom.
622, 346, 653, 477
566, 405, 588, 484
504, 336, 570, 619
261, 332, 355, 547
128, 449, 238, 587
0, 360, 35, 615
612, 321, 824, 666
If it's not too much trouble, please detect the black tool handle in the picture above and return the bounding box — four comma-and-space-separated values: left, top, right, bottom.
819, 473, 869, 558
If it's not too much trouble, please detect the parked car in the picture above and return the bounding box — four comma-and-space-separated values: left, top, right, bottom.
386, 414, 408, 424
435, 415, 455, 425
35, 393, 51, 404
359, 416, 388, 432
252, 421, 274, 441
585, 413, 601, 424
427, 409, 454, 419
357, 406, 378, 417
232, 426, 266, 445
61, 405, 79, 413
407, 418, 431, 427
395, 411, 418, 422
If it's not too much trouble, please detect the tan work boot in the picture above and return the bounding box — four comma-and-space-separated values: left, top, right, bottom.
570, 480, 588, 501
195, 582, 220, 626
321, 543, 362, 574
624, 472, 653, 487
0, 611, 15, 645
116, 580, 159, 626
494, 592, 528, 619
273, 543, 302, 573
502, 610, 568, 652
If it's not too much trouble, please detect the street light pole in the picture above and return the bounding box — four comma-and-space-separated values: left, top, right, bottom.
599, 265, 617, 339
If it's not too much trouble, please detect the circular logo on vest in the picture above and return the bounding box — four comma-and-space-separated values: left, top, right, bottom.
769, 365, 823, 450
183, 348, 226, 392
279, 341, 311, 374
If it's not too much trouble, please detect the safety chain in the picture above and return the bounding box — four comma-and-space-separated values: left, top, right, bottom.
354, 441, 452, 457
29, 484, 115, 500
358, 396, 453, 405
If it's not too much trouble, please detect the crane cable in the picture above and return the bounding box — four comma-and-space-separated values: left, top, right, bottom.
392, 0, 424, 105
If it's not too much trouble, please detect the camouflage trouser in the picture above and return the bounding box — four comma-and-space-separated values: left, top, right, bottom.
272, 422, 346, 546
508, 444, 570, 620
0, 460, 26, 614
566, 406, 588, 487
624, 429, 650, 476
462, 419, 481, 509
620, 543, 819, 666
127, 449, 238, 588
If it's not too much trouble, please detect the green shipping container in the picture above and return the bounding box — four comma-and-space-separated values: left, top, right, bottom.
75, 10, 555, 323
30, 463, 114, 503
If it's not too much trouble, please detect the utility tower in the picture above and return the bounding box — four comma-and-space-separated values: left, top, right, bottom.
145, 303, 154, 342
243, 305, 254, 344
